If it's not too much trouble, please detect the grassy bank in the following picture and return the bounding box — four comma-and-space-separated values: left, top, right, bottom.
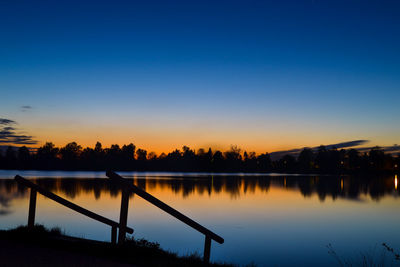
0, 225, 234, 267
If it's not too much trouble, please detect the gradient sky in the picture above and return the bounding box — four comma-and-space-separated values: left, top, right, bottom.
1, 0, 399, 153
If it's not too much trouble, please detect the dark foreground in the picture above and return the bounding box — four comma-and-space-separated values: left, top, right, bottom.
0, 226, 233, 267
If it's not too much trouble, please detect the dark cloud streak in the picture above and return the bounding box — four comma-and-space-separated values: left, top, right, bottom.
0, 118, 16, 125
269, 140, 369, 160
324, 140, 368, 149
0, 118, 37, 145
21, 105, 33, 112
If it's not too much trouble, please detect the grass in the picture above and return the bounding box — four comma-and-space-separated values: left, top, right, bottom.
327, 243, 400, 267
0, 225, 235, 267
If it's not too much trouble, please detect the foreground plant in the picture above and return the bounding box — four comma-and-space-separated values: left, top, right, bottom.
327, 243, 400, 267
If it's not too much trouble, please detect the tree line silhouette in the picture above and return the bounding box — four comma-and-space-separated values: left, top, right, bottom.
0, 141, 399, 173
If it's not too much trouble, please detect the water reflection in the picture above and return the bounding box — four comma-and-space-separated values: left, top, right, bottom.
0, 183, 19, 216
1, 174, 400, 266
0, 195, 12, 215
0, 175, 398, 208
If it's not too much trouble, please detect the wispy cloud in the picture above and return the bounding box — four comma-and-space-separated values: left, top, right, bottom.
0, 118, 16, 125
0, 118, 37, 145
269, 140, 370, 160
324, 140, 369, 149
20, 105, 33, 112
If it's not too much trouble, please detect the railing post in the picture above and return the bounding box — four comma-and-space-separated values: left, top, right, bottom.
28, 188, 37, 228
111, 226, 117, 244
204, 235, 211, 264
118, 188, 130, 244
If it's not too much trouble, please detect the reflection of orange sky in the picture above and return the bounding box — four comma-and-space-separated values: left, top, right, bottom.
4, 175, 399, 243
32, 183, 304, 224
24, 180, 398, 232
29, 180, 388, 221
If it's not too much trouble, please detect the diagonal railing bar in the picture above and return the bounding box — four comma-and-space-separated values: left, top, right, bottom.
106, 171, 224, 263
14, 175, 133, 244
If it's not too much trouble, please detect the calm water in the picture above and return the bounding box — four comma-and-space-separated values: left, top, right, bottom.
1, 170, 399, 266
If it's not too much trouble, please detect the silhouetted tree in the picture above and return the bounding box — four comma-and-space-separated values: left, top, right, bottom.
315, 146, 330, 173
0, 150, 3, 169
224, 145, 242, 171
136, 148, 147, 161
257, 153, 272, 172
277, 155, 296, 172
121, 143, 136, 170
122, 143, 136, 158
59, 142, 82, 169
369, 147, 385, 171
297, 148, 314, 172
243, 151, 257, 172
395, 155, 400, 171
17, 146, 31, 169
0, 141, 397, 173
104, 144, 123, 169
36, 142, 59, 169
212, 150, 224, 172
4, 146, 17, 169
80, 147, 95, 170
182, 146, 196, 171
347, 149, 360, 170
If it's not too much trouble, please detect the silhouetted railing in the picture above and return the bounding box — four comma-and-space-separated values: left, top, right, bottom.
14, 175, 134, 244
106, 171, 224, 263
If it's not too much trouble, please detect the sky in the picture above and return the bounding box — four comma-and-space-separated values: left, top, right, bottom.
1, 0, 399, 154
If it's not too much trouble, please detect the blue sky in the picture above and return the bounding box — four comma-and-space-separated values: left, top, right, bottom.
0, 0, 399, 152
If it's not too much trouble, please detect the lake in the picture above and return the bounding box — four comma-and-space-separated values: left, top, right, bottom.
0, 170, 399, 266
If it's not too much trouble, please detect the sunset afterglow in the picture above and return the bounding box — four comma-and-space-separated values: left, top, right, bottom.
1, 1, 399, 154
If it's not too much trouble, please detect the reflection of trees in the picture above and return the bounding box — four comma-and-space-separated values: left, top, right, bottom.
298, 177, 314, 198
0, 180, 25, 216
0, 175, 398, 205
0, 195, 12, 208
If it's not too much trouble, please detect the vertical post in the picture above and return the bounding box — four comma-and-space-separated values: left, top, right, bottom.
28, 188, 37, 228
118, 188, 129, 244
111, 226, 117, 244
203, 235, 211, 264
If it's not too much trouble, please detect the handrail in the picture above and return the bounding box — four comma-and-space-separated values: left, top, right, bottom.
15, 173, 223, 263
106, 171, 224, 244
14, 175, 134, 240
106, 171, 224, 263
